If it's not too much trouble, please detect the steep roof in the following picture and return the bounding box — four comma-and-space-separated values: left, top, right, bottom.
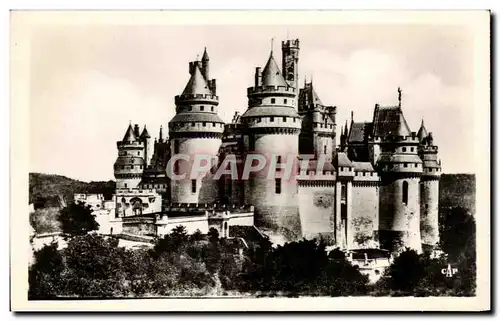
334, 152, 353, 168
261, 52, 288, 87
181, 64, 213, 96
299, 82, 323, 108
202, 47, 209, 61
352, 161, 374, 172
348, 122, 372, 143
169, 112, 224, 123
417, 120, 428, 142
122, 124, 137, 142
372, 106, 411, 137
140, 126, 151, 139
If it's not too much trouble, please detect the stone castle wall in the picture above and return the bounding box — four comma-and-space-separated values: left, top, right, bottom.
350, 183, 379, 249
379, 177, 422, 253
297, 184, 336, 242
420, 178, 440, 246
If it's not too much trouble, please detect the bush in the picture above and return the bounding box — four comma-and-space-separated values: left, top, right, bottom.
58, 202, 99, 236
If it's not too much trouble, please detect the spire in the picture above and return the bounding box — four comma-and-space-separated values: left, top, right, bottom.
344, 120, 348, 136
417, 119, 428, 142
182, 63, 213, 95
122, 124, 137, 142
159, 125, 163, 142
261, 51, 287, 87
270, 37, 274, 55
140, 125, 151, 139
398, 86, 402, 107
351, 111, 354, 122
202, 47, 209, 61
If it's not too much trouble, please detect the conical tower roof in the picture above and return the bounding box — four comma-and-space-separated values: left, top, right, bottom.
261, 52, 287, 87
181, 64, 213, 96
417, 119, 428, 142
202, 47, 209, 61
122, 124, 137, 142
140, 125, 151, 139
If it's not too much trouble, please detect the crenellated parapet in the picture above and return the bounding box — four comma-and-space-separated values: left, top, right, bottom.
174, 93, 219, 105
247, 85, 297, 97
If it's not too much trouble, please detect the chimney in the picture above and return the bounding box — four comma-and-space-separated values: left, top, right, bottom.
134, 124, 140, 137
189, 61, 196, 75
255, 67, 262, 87
209, 79, 217, 95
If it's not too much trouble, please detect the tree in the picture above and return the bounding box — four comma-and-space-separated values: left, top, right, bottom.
28, 242, 63, 299
440, 206, 476, 262
58, 201, 99, 236
387, 248, 425, 293
61, 234, 128, 297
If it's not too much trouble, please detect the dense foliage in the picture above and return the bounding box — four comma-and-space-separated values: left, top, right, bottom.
58, 202, 100, 236
29, 173, 115, 209
29, 207, 61, 234
439, 174, 475, 214
28, 202, 476, 298
29, 226, 369, 299
374, 206, 476, 296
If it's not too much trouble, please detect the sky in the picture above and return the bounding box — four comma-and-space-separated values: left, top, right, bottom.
29, 24, 476, 181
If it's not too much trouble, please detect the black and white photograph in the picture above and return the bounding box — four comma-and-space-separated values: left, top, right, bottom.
10, 10, 490, 311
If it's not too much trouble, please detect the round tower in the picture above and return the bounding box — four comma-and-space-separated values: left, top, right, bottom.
139, 125, 152, 167
241, 49, 302, 240
168, 50, 224, 204
418, 121, 441, 251
114, 124, 145, 189
375, 93, 423, 253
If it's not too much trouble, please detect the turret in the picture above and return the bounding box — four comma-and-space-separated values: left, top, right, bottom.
168, 49, 224, 204
241, 45, 302, 240
140, 125, 152, 167
114, 124, 145, 189
375, 88, 423, 253
418, 123, 441, 250
201, 47, 210, 81
297, 80, 336, 162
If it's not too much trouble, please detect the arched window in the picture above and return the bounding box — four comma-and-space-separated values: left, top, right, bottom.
402, 181, 408, 205
341, 184, 346, 200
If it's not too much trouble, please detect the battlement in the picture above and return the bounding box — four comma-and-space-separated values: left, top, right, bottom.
378, 135, 420, 144
164, 202, 254, 213
420, 145, 439, 152
247, 85, 296, 95
282, 39, 300, 48
117, 140, 143, 148
116, 188, 158, 194
175, 93, 219, 104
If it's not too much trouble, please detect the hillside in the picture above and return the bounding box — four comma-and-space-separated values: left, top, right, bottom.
29, 173, 115, 209
439, 173, 476, 214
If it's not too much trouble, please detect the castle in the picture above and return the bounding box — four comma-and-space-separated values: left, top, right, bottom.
109, 39, 442, 253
